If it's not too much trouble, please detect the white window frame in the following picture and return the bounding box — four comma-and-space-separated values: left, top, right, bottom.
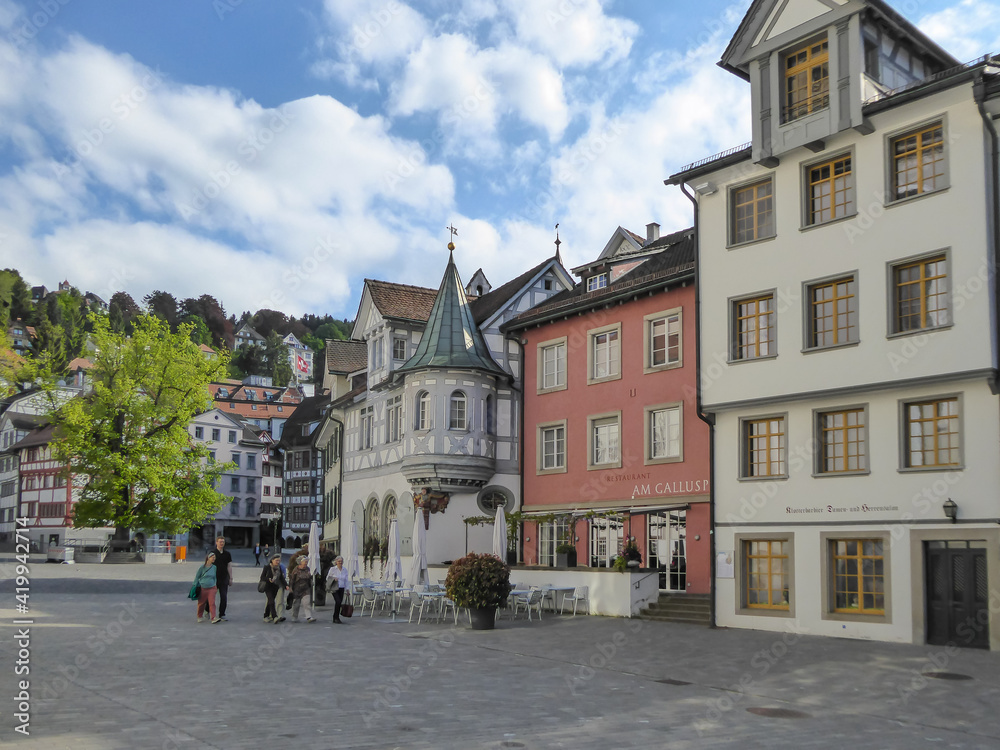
587, 273, 608, 292
587, 322, 622, 385
537, 336, 568, 393
416, 391, 431, 431
644, 309, 682, 373
587, 411, 622, 470
537, 420, 567, 475
449, 391, 467, 431
644, 402, 683, 465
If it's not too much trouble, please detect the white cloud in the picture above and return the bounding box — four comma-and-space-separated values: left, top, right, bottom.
499, 0, 638, 68
0, 33, 458, 317
918, 0, 1000, 60
318, 0, 430, 72
390, 34, 569, 147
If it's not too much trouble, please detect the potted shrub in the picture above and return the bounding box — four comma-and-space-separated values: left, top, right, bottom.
555, 542, 577, 568
614, 537, 642, 572
445, 552, 511, 630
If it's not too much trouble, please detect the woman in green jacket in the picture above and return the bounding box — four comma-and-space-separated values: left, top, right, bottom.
194, 551, 221, 623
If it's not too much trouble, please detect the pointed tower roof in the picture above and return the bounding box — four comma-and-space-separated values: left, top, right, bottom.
394, 245, 508, 381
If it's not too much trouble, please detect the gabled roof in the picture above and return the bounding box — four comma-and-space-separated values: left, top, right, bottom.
571, 226, 645, 276
277, 395, 328, 448
469, 255, 564, 327
325, 339, 367, 375
719, 0, 958, 80
366, 279, 439, 324
504, 228, 695, 331
393, 250, 508, 381
12, 423, 57, 451
66, 357, 93, 370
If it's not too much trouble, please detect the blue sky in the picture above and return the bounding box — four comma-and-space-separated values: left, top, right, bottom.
1, 0, 998, 320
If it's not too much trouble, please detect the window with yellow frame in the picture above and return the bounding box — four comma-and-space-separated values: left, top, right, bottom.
904, 397, 959, 468
745, 540, 789, 609
807, 155, 854, 225
892, 254, 948, 333
783, 38, 829, 122
891, 122, 944, 200
831, 539, 884, 614
731, 178, 774, 244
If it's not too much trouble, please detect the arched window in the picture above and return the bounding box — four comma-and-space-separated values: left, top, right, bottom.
449, 391, 467, 430
416, 391, 431, 431
485, 395, 495, 435
365, 497, 381, 541
381, 495, 397, 538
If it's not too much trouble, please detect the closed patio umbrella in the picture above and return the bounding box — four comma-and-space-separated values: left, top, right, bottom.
384, 519, 403, 619
492, 504, 507, 560
408, 513, 428, 587
343, 520, 360, 581
307, 520, 320, 603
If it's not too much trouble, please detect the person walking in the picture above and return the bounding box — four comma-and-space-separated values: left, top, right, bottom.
260, 554, 287, 623
326, 555, 352, 624
253, 542, 261, 566
212, 536, 234, 620
263, 543, 270, 560
288, 556, 316, 622
194, 552, 221, 624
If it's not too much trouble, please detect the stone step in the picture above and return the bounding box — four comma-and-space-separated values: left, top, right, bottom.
638, 593, 712, 625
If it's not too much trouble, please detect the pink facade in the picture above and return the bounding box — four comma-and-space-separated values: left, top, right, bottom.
517, 281, 711, 593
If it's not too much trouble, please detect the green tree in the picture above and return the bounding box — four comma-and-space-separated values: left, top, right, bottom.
48, 314, 232, 540
181, 314, 212, 346
0, 269, 32, 329
264, 332, 292, 386
109, 292, 141, 334
144, 290, 180, 330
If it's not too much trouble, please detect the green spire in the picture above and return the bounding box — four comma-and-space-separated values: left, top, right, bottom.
395, 249, 508, 380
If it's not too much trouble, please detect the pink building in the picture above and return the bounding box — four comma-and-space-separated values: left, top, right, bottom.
505, 225, 711, 595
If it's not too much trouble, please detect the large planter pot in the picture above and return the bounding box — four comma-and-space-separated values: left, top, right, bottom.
506, 550, 518, 566
469, 607, 496, 630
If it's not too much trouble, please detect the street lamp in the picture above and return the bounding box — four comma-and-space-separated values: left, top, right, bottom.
942, 498, 958, 523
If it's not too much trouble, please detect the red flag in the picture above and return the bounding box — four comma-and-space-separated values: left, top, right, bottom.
296, 354, 308, 373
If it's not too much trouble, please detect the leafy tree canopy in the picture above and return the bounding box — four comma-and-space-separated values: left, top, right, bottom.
47, 314, 233, 539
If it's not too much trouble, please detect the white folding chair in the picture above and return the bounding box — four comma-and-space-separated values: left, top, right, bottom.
360, 584, 383, 617
562, 585, 590, 615
439, 597, 459, 625
407, 590, 432, 624
513, 589, 543, 620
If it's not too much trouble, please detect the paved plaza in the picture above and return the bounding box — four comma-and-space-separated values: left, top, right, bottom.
2, 551, 1000, 749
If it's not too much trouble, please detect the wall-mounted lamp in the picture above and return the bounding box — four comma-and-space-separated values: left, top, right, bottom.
574, 536, 579, 542
525, 537, 530, 543
943, 498, 958, 523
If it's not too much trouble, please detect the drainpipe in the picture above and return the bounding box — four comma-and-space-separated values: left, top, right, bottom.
667, 178, 717, 629
973, 71, 1000, 391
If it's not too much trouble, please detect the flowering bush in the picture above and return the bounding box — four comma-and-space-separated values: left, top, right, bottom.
445, 552, 511, 610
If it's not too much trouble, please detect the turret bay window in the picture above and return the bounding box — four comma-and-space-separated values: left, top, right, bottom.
416, 391, 431, 431
449, 391, 467, 430
783, 37, 829, 122
485, 395, 495, 435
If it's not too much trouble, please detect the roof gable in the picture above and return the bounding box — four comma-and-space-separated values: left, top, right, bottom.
325, 339, 367, 374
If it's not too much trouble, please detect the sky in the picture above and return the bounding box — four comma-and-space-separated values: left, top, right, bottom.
0, 0, 998, 322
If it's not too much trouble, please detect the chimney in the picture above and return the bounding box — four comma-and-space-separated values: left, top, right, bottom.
646, 222, 660, 244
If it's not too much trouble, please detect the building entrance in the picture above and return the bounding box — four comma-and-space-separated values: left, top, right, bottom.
925, 540, 988, 649
649, 510, 686, 591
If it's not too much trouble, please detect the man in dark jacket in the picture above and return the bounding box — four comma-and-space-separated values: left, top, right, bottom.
212, 536, 234, 620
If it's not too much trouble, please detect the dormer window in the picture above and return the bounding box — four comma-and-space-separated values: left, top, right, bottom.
587, 273, 608, 292
783, 37, 828, 123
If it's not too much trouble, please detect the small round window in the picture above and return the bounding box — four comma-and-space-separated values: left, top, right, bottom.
476, 485, 513, 515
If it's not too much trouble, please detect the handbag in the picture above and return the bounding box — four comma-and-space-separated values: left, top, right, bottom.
286, 592, 294, 609
188, 583, 201, 600
341, 603, 354, 618
257, 580, 268, 593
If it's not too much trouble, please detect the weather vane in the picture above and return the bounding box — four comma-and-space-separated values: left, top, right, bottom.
447, 223, 458, 251
554, 223, 561, 252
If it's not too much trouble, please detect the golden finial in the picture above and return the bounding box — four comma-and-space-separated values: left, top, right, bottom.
447, 224, 458, 252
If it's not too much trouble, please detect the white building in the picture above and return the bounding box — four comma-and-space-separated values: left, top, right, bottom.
668, 0, 1000, 649
189, 409, 266, 548
332, 245, 573, 570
